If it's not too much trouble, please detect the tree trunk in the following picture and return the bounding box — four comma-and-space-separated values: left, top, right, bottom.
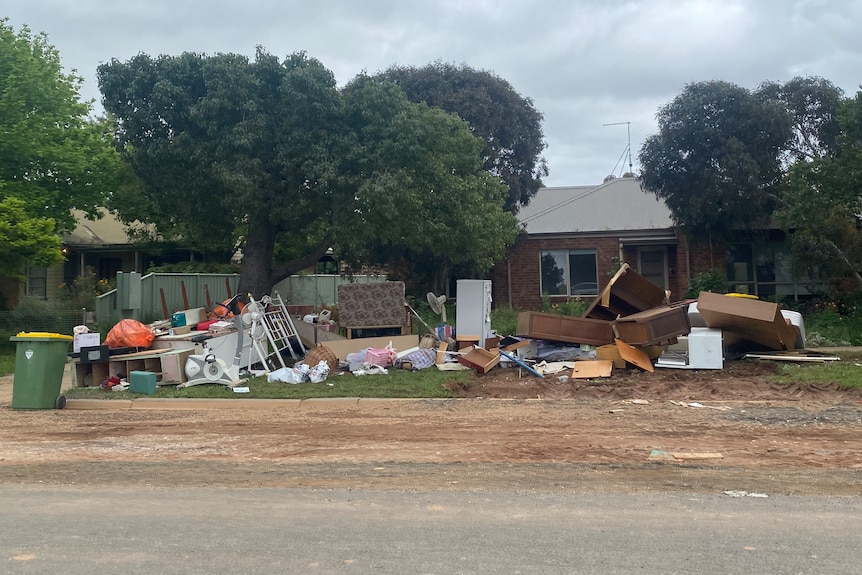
237, 215, 277, 300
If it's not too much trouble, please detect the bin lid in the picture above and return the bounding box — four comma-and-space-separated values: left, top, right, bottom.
10, 332, 73, 342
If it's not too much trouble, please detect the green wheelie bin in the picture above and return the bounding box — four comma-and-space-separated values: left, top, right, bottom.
10, 332, 73, 409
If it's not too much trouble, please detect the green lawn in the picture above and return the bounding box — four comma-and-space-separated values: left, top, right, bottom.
5, 348, 862, 400
61, 362, 472, 400
0, 354, 14, 377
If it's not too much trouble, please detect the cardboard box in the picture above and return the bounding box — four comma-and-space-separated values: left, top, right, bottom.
73, 332, 100, 353
696, 292, 800, 351
172, 325, 192, 335
457, 346, 500, 374
181, 308, 207, 326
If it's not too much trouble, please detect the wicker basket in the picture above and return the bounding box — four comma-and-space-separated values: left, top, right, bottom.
302, 343, 338, 371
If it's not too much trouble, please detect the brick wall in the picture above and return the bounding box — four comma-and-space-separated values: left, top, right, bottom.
493, 234, 701, 311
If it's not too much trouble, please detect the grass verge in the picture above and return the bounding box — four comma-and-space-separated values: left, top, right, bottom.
772, 350, 862, 389
61, 365, 472, 400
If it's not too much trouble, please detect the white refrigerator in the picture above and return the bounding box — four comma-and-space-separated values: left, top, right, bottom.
455, 279, 493, 348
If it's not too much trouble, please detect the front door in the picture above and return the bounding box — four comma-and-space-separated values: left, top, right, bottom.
638, 247, 667, 291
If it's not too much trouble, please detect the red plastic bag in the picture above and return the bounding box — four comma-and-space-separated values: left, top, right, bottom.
104, 319, 155, 349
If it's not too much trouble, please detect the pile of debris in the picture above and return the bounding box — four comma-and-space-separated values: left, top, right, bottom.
374, 263, 826, 380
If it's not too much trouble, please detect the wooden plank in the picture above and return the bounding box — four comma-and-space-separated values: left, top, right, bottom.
672, 452, 724, 460
614, 339, 654, 372
743, 352, 840, 362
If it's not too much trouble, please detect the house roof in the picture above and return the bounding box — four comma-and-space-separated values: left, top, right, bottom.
62, 210, 139, 247
517, 175, 674, 235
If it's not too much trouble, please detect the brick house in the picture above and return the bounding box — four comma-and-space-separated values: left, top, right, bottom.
492, 174, 822, 311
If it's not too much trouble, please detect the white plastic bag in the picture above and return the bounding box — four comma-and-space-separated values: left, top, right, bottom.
268, 367, 300, 384
308, 360, 331, 383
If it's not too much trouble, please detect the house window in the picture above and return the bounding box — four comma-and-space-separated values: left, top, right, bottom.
25, 265, 48, 299
540, 250, 598, 296
727, 241, 825, 299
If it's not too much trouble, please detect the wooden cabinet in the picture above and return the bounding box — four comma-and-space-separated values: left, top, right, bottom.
611, 305, 691, 346
516, 312, 615, 346
74, 349, 192, 387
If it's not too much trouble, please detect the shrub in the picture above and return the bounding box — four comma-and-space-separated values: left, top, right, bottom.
490, 305, 520, 336
686, 268, 727, 299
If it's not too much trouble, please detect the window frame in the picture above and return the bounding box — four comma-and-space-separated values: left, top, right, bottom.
539, 249, 599, 297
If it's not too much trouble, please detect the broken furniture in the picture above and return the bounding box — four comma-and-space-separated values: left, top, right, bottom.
73, 348, 192, 387
611, 304, 691, 346
457, 346, 500, 374
337, 281, 410, 339
583, 263, 669, 321
516, 311, 615, 346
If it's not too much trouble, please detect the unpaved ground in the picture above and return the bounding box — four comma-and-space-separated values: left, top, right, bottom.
1, 358, 861, 495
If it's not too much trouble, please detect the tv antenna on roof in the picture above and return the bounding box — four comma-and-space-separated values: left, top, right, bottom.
603, 121, 633, 176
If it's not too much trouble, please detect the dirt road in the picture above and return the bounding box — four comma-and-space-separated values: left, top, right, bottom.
1, 358, 861, 495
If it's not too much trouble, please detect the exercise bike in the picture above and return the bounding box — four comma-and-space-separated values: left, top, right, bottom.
179, 294, 247, 388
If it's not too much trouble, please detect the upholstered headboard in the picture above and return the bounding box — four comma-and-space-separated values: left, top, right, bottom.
337, 281, 407, 329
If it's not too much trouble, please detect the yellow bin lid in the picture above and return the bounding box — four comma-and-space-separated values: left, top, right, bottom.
11, 332, 73, 341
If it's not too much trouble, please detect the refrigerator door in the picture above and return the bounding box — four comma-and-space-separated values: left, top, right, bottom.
456, 280, 492, 348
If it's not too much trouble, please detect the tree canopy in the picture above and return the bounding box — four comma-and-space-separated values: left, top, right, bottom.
638, 80, 793, 243
775, 88, 862, 289
0, 19, 122, 281
0, 19, 121, 231
375, 62, 549, 212
0, 196, 63, 279
98, 50, 520, 298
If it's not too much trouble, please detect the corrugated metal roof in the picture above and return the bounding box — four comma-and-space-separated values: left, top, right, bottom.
518, 176, 674, 234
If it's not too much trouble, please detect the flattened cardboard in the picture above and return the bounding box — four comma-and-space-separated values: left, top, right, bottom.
614, 338, 655, 372
570, 360, 614, 379
584, 263, 669, 321
696, 292, 799, 351
318, 335, 420, 361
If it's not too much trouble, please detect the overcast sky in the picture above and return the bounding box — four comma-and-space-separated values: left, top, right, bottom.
5, 0, 862, 186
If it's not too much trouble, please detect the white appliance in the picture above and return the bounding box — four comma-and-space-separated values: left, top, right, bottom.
656, 327, 724, 369
455, 279, 493, 348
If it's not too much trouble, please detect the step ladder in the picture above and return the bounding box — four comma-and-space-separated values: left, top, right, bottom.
247, 291, 306, 371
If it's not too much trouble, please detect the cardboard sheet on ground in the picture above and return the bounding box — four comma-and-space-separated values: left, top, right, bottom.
570, 360, 613, 379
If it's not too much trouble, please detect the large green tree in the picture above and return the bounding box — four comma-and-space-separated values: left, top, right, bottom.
0, 195, 63, 278
98, 50, 519, 298
638, 80, 793, 248
374, 62, 549, 213
775, 88, 862, 290
0, 19, 121, 276
756, 76, 844, 163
